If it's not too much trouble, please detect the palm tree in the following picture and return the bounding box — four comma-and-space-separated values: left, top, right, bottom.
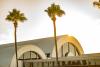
93, 0, 100, 8
45, 3, 65, 66
5, 9, 27, 67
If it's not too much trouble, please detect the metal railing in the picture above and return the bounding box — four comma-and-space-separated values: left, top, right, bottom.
18, 55, 100, 67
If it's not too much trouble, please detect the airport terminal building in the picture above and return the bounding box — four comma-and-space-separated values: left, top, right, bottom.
0, 35, 100, 67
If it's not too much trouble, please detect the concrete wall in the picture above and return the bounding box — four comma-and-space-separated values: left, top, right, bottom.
0, 37, 55, 67
0, 45, 14, 67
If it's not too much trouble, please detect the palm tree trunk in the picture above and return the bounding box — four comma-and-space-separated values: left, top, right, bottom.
52, 17, 59, 67
68, 42, 70, 54
61, 45, 63, 57
74, 46, 76, 56
14, 22, 18, 67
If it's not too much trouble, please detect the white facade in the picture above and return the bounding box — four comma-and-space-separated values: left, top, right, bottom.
0, 35, 84, 67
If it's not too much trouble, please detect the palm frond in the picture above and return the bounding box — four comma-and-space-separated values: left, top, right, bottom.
57, 10, 65, 17
93, 1, 100, 6
6, 8, 27, 24
45, 3, 65, 19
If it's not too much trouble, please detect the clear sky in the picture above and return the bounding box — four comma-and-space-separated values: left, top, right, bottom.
0, 0, 100, 54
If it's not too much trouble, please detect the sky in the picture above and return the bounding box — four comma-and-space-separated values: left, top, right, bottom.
0, 0, 100, 54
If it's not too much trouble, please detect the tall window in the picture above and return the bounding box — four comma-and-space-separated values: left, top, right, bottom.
60, 42, 79, 57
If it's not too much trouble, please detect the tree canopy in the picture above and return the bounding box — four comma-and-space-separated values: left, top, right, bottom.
45, 3, 65, 20
6, 9, 27, 24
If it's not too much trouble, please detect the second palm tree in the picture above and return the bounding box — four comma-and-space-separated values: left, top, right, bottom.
45, 3, 65, 67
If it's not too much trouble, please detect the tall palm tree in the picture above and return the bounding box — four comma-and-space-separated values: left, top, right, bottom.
5, 9, 27, 67
93, 0, 100, 8
45, 3, 65, 66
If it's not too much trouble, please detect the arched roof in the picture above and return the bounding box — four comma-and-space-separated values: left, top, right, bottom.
10, 44, 46, 67
52, 35, 84, 57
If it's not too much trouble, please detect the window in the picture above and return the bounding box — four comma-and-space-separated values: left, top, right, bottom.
60, 42, 79, 57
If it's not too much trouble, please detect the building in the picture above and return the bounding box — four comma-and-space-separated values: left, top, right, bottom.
0, 35, 100, 67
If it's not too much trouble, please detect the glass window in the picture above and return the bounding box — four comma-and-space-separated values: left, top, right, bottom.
60, 42, 79, 57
